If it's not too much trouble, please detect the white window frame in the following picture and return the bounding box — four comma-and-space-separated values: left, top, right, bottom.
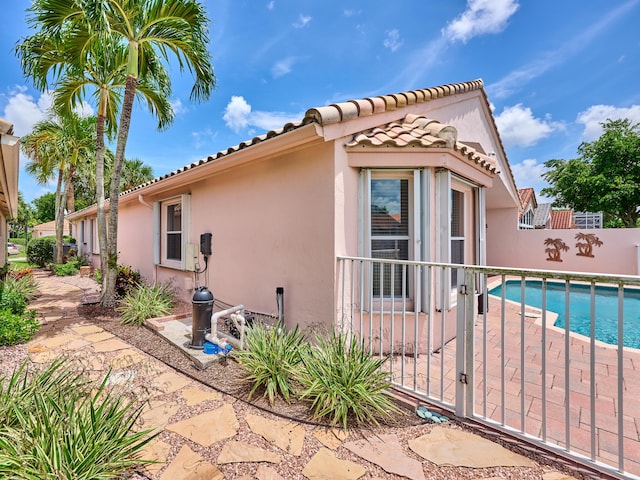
91, 219, 99, 255
154, 194, 190, 270
360, 169, 422, 308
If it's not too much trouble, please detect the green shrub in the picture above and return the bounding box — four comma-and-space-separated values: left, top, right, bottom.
235, 321, 307, 405
0, 309, 39, 346
26, 237, 55, 267
0, 290, 27, 315
0, 358, 157, 479
94, 268, 102, 284
117, 282, 175, 325
92, 265, 140, 298
2, 274, 38, 302
297, 331, 399, 429
52, 258, 80, 276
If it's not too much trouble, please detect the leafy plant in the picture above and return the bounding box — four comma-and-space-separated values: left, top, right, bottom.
52, 259, 80, 276
8, 267, 33, 280
118, 282, 175, 325
0, 290, 27, 315
115, 265, 141, 299
0, 358, 158, 479
26, 237, 55, 267
235, 321, 307, 405
297, 331, 399, 429
2, 273, 38, 302
0, 309, 39, 346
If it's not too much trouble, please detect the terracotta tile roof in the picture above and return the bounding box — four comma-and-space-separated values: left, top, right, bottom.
71, 79, 510, 215
345, 114, 496, 174
305, 79, 485, 125
518, 187, 537, 219
551, 209, 575, 229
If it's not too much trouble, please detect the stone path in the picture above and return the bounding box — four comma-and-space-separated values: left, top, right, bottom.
23, 272, 581, 480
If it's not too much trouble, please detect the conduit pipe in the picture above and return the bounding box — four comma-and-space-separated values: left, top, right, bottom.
205, 304, 246, 349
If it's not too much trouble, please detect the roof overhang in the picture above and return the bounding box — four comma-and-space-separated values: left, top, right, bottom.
0, 133, 20, 219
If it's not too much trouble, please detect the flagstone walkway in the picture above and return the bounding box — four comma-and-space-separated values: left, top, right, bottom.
22, 272, 584, 480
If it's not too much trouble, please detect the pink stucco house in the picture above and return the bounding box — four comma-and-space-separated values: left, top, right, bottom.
69, 79, 521, 333
0, 118, 20, 266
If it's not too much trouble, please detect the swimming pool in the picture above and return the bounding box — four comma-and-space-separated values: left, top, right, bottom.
488, 280, 640, 349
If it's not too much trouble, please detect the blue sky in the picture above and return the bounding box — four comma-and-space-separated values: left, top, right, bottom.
2, 0, 640, 204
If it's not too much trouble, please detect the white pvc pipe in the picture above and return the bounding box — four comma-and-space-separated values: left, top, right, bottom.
206, 304, 245, 349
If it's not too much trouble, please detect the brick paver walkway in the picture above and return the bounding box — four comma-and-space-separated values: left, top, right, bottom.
389, 296, 640, 478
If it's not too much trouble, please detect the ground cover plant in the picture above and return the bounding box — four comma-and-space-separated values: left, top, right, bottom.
0, 272, 39, 346
236, 322, 398, 427
297, 331, 399, 429
0, 358, 157, 479
118, 281, 175, 325
235, 321, 307, 405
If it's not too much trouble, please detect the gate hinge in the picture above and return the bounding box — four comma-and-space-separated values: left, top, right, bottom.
459, 373, 468, 384
458, 284, 468, 295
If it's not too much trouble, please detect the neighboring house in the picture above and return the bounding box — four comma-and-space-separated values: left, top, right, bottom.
573, 211, 602, 229
31, 219, 72, 239
518, 187, 537, 229
533, 203, 552, 229
550, 209, 576, 229
0, 119, 20, 266
69, 79, 520, 333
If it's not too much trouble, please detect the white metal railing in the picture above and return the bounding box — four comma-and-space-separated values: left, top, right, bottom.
336, 256, 640, 480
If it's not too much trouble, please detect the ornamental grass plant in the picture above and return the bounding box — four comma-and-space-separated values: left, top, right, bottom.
0, 358, 157, 479
235, 321, 307, 405
117, 281, 175, 325
296, 331, 400, 429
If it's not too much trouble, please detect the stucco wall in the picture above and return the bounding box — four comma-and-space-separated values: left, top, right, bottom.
487, 215, 640, 276
112, 141, 337, 333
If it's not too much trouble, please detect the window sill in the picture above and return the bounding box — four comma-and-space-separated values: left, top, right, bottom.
158, 260, 185, 271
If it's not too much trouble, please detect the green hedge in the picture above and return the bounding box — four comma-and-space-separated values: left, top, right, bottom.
26, 238, 55, 267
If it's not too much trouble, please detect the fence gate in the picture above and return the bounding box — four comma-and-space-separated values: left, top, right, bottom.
337, 256, 640, 480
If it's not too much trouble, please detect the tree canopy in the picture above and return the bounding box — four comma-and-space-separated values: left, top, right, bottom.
541, 118, 640, 228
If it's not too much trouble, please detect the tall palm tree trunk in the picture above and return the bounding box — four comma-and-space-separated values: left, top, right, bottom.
103, 75, 137, 306
54, 168, 65, 264
95, 113, 109, 294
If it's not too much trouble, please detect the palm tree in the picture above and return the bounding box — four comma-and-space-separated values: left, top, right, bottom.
21, 112, 96, 263
96, 0, 216, 304
18, 0, 190, 303
120, 158, 154, 191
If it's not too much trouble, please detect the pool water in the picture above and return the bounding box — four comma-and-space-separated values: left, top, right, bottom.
488, 280, 640, 349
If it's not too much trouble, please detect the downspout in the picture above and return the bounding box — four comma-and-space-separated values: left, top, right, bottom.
138, 194, 156, 282
138, 194, 153, 209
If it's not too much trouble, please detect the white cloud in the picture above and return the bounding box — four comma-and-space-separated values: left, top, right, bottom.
267, 1, 274, 10
191, 127, 216, 149
271, 57, 297, 78
223, 96, 251, 133
171, 98, 186, 115
511, 158, 546, 187
495, 103, 563, 148
2, 89, 52, 136
576, 104, 640, 141
383, 29, 403, 53
222, 96, 301, 134
293, 14, 311, 28
443, 0, 519, 43
343, 9, 361, 17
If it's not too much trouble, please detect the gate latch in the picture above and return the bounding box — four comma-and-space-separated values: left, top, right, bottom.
458, 284, 468, 295
459, 373, 468, 384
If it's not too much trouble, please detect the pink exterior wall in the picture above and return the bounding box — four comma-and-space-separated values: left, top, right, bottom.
487, 210, 640, 276
94, 140, 338, 333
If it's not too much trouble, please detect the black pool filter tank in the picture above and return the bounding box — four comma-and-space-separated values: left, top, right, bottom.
190, 286, 214, 349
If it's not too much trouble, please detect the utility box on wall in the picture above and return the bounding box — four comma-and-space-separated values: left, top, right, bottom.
185, 243, 198, 271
